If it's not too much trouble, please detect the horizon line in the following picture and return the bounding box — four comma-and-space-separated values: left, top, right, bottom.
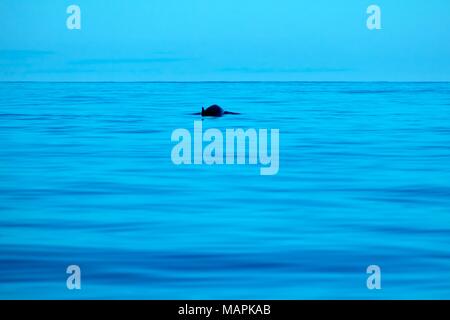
1, 80, 450, 84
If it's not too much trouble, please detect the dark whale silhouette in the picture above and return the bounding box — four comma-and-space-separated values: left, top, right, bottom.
193, 105, 240, 117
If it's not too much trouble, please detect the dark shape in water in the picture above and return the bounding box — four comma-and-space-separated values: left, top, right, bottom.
194, 105, 240, 117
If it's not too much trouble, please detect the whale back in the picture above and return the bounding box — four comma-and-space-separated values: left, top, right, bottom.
202, 104, 225, 117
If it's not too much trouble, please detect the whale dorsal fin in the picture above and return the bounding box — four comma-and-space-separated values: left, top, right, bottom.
201, 107, 205, 116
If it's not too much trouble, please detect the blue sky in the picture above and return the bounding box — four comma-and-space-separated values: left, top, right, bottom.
0, 0, 449, 81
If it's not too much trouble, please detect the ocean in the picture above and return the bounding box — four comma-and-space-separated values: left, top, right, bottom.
0, 81, 449, 299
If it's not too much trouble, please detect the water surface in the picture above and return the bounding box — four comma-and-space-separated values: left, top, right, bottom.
1, 82, 449, 299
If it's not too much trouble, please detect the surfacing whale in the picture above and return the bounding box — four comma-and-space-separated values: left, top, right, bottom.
192, 105, 240, 117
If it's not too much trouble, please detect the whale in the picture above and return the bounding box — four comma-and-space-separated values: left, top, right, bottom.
193, 105, 240, 117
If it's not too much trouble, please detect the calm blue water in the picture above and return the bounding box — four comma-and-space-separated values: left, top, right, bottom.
0, 82, 450, 299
